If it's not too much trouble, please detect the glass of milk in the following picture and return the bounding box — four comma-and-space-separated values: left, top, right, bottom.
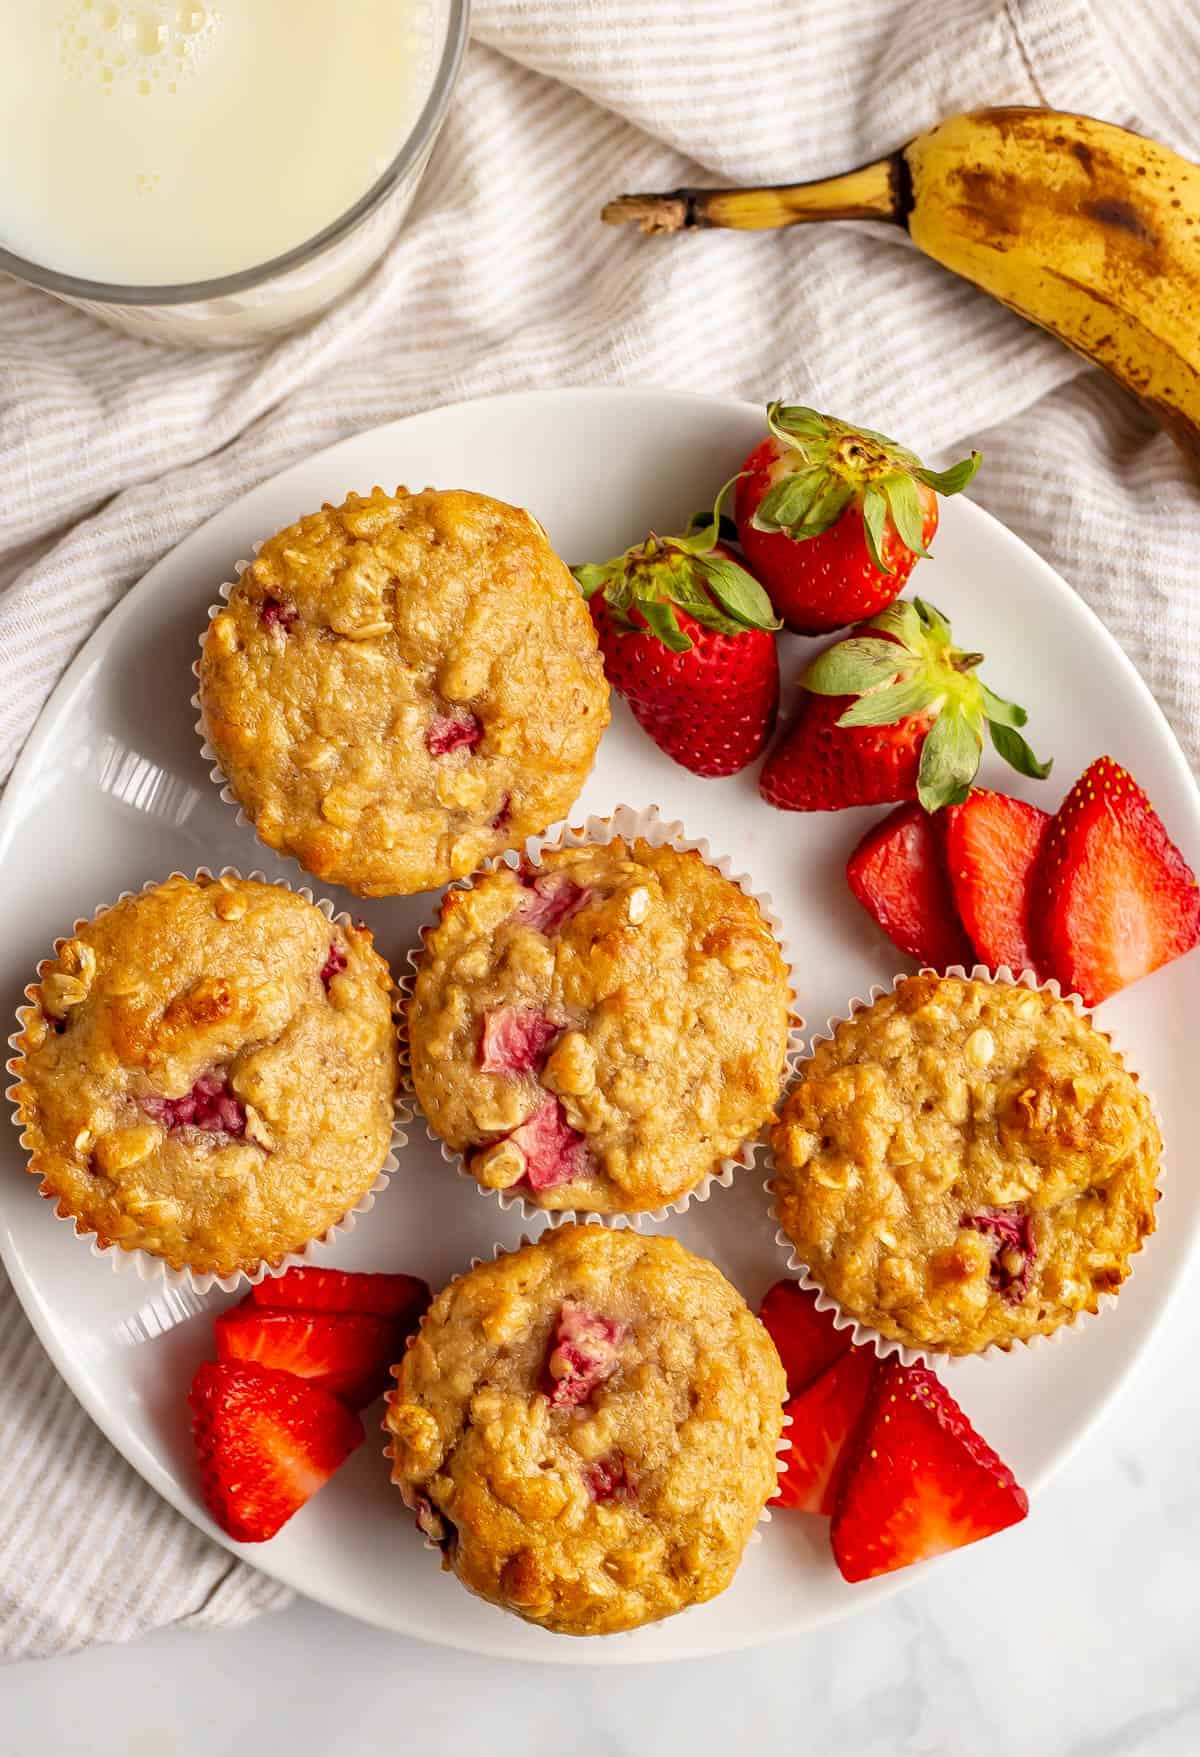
0, 1, 468, 346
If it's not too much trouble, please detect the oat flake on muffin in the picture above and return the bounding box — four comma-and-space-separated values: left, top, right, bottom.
385, 1225, 786, 1636
9, 874, 398, 1280
197, 487, 610, 897
770, 973, 1160, 1354
406, 836, 792, 1214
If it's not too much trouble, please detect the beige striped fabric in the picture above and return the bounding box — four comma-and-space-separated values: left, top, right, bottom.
0, 0, 1196, 1658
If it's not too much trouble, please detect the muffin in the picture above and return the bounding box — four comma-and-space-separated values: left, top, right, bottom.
769, 973, 1161, 1354
385, 1225, 785, 1636
197, 487, 610, 897
9, 874, 398, 1281
407, 836, 792, 1213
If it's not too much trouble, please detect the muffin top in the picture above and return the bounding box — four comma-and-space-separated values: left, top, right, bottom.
769, 973, 1160, 1354
407, 837, 792, 1213
197, 488, 609, 898
11, 874, 398, 1279
385, 1225, 785, 1636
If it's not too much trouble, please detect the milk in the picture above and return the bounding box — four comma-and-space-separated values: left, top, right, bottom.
1, 1, 442, 287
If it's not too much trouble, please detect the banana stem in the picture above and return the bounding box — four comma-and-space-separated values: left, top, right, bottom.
601, 155, 905, 235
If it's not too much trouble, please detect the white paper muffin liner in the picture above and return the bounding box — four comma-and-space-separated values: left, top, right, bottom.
397, 802, 804, 1229
764, 964, 1164, 1370
191, 542, 602, 895
6, 867, 410, 1297
383, 1225, 793, 1592
192, 555, 275, 866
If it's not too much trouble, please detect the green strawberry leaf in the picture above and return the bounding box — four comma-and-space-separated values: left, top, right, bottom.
989, 720, 1053, 780
766, 403, 830, 451
979, 684, 1028, 729
801, 637, 911, 696
910, 598, 953, 647
883, 471, 930, 559
634, 596, 692, 653
836, 676, 942, 728
751, 465, 828, 533
664, 570, 754, 638
608, 572, 636, 617
802, 475, 855, 536
867, 598, 923, 651
860, 485, 890, 576
916, 707, 981, 811
756, 472, 854, 539
686, 509, 740, 546
915, 452, 982, 497
677, 473, 743, 557
573, 561, 613, 599
696, 553, 781, 630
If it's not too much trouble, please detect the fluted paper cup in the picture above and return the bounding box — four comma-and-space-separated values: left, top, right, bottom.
398, 802, 804, 1227
382, 1222, 790, 1616
765, 965, 1163, 1368
6, 867, 408, 1297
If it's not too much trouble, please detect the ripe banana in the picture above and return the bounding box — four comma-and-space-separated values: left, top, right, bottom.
603, 107, 1200, 464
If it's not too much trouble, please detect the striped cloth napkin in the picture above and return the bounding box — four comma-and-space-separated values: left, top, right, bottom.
1, 0, 1195, 1659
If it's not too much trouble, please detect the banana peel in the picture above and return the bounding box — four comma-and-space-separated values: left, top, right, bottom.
603, 107, 1200, 465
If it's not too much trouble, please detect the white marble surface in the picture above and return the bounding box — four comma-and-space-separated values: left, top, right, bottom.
4, 1287, 1197, 1757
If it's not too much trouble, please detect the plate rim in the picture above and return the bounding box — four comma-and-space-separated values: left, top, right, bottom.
2, 383, 1197, 1664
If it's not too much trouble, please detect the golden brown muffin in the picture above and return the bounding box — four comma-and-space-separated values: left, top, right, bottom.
407, 838, 792, 1213
9, 874, 398, 1279
197, 487, 609, 897
769, 973, 1160, 1354
385, 1225, 785, 1636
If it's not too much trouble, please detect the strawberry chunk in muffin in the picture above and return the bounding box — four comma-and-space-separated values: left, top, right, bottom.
407, 836, 790, 1214
385, 1226, 785, 1636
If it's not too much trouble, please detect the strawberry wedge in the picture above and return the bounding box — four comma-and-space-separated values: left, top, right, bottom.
249, 1267, 430, 1321
758, 1280, 852, 1396
774, 1347, 875, 1514
215, 1304, 405, 1410
1036, 756, 1200, 1004
831, 1359, 1028, 1582
945, 790, 1049, 976
189, 1361, 363, 1544
847, 802, 974, 968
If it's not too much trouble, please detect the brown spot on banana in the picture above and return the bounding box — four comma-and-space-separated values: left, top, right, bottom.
1084, 198, 1158, 247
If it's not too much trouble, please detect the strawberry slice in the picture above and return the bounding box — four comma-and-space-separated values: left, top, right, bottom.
846, 802, 974, 968
249, 1267, 431, 1322
1036, 755, 1200, 1005
189, 1361, 364, 1543
774, 1346, 876, 1514
944, 790, 1049, 976
831, 1359, 1028, 1582
758, 1280, 852, 1397
479, 1006, 560, 1074
215, 1304, 408, 1409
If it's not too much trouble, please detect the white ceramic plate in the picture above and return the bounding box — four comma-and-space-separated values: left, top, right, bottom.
2, 388, 1197, 1665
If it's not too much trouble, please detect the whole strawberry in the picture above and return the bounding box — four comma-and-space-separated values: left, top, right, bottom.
575, 492, 780, 777
735, 403, 980, 633
760, 597, 1050, 813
